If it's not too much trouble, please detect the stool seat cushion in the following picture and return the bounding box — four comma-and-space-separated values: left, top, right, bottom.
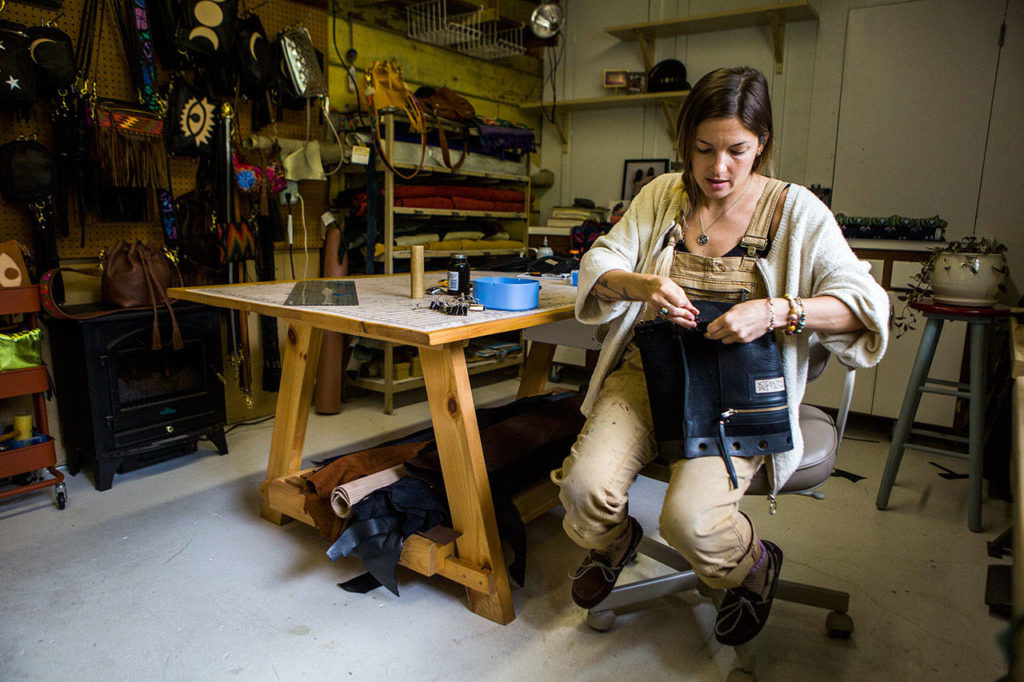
642, 404, 837, 496
747, 404, 836, 496
909, 299, 1007, 317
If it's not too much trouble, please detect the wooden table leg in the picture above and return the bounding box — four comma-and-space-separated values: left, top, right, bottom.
517, 340, 556, 399
419, 343, 515, 625
260, 322, 323, 524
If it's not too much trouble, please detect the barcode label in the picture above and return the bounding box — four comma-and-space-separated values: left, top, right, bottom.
755, 377, 785, 393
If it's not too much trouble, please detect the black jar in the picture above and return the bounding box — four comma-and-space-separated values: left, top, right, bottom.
446, 253, 470, 296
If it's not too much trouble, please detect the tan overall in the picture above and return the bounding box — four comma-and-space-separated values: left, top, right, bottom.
553, 179, 789, 589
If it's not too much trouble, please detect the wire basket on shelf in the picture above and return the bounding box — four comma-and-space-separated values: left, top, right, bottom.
456, 21, 525, 60
406, 0, 482, 47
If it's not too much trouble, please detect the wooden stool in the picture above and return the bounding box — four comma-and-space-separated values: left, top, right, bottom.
876, 300, 1007, 532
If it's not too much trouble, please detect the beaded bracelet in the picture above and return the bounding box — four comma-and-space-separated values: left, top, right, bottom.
765, 297, 776, 332
783, 294, 806, 336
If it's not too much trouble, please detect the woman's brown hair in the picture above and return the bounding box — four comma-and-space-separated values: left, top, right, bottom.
675, 66, 774, 205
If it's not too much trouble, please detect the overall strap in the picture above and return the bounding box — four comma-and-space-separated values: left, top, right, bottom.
740, 178, 790, 257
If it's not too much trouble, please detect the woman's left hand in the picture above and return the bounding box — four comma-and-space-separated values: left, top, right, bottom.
704, 299, 772, 344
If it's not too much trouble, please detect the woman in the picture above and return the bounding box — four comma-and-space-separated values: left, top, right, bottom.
552, 66, 889, 646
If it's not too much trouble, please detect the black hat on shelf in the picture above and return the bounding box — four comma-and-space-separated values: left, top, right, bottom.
647, 59, 691, 92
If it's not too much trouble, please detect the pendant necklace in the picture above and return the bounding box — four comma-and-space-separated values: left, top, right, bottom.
694, 176, 754, 246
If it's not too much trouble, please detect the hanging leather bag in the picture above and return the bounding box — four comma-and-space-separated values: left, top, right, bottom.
415, 86, 474, 172
0, 138, 57, 204
0, 20, 37, 114
215, 221, 258, 264
27, 24, 75, 95
165, 77, 218, 158
633, 299, 792, 489
364, 60, 426, 179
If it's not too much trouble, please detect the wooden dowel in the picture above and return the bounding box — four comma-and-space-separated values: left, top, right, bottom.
410, 245, 425, 299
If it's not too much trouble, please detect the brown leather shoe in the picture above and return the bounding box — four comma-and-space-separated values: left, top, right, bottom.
570, 516, 643, 609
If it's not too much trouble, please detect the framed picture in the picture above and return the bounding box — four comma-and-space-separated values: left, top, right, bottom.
622, 159, 670, 200
603, 69, 629, 88
627, 72, 646, 94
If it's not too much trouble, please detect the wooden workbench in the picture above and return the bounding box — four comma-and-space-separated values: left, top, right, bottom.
169, 273, 578, 624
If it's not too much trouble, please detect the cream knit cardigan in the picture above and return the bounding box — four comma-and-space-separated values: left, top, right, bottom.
576, 173, 890, 496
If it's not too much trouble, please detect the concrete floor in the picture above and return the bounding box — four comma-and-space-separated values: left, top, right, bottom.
0, 373, 1012, 681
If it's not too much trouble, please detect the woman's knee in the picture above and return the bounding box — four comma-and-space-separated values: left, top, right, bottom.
658, 503, 708, 552
554, 451, 626, 520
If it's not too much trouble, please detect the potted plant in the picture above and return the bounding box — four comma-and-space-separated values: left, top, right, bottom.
892, 235, 1009, 337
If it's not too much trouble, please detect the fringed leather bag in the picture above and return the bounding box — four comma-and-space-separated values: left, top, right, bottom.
92, 101, 168, 189
633, 299, 792, 489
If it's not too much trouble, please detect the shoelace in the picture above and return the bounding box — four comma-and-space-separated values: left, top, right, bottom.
714, 589, 767, 636
715, 551, 779, 636
568, 556, 621, 582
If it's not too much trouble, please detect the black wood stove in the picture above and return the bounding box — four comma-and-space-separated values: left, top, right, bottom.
47, 302, 228, 490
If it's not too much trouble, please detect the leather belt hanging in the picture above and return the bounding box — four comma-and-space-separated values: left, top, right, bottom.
216, 104, 254, 408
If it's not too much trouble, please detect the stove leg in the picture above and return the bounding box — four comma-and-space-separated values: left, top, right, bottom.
207, 427, 229, 455
94, 458, 117, 491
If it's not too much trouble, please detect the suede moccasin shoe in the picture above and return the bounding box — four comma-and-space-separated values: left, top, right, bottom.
569, 516, 643, 609
714, 540, 784, 646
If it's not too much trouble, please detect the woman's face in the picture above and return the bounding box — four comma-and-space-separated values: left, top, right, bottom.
689, 116, 763, 202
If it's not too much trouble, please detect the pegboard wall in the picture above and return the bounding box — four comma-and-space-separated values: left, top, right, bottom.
0, 0, 329, 262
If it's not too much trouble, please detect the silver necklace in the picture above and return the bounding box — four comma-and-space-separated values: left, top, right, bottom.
693, 176, 754, 246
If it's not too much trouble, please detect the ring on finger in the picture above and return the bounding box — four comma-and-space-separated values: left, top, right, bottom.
658, 306, 669, 318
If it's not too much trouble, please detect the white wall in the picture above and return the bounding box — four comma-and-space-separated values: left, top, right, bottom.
537, 0, 1023, 281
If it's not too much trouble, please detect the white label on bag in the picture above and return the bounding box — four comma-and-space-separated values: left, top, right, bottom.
755, 377, 786, 393
351, 145, 370, 165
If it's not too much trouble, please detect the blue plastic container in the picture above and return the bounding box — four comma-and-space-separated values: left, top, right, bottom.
473, 277, 540, 311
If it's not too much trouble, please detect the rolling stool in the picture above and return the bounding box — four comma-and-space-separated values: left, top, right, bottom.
875, 299, 1006, 532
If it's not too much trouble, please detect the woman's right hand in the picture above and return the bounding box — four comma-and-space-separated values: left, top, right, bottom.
639, 274, 699, 328
592, 270, 698, 327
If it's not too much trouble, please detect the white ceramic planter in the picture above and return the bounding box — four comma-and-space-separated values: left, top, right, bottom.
929, 252, 1007, 306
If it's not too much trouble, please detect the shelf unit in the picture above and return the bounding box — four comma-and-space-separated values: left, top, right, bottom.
376, 111, 530, 275
0, 285, 66, 508
346, 111, 531, 413
605, 1, 818, 74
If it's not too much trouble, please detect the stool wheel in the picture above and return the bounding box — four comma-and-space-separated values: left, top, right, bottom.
586, 609, 616, 632
826, 610, 854, 639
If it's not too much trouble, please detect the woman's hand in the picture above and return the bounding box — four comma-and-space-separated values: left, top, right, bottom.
640, 275, 699, 328
592, 271, 698, 328
704, 298, 773, 343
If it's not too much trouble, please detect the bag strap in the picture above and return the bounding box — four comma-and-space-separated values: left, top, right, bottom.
39, 263, 183, 348
39, 267, 109, 320
435, 120, 468, 171
138, 249, 184, 350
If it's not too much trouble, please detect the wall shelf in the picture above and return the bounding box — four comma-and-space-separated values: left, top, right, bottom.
519, 90, 689, 113
605, 1, 818, 74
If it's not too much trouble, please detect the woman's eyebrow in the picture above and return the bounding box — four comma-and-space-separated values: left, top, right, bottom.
695, 139, 752, 148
